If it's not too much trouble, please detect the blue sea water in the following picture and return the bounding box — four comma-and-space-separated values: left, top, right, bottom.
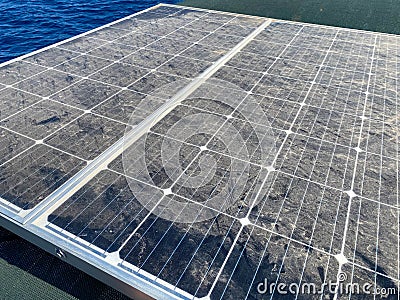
0, 0, 180, 63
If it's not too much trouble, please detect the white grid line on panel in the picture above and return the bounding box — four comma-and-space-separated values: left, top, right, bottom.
258, 30, 343, 300
131, 120, 271, 290
331, 35, 378, 300
373, 84, 385, 300
199, 25, 308, 298
364, 44, 382, 297
347, 198, 363, 300
345, 261, 400, 295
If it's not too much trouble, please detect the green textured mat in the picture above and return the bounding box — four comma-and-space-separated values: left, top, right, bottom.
0, 228, 130, 300
0, 258, 77, 300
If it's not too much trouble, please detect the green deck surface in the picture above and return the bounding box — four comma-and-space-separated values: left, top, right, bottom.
181, 0, 400, 34
0, 228, 129, 300
0, 258, 77, 300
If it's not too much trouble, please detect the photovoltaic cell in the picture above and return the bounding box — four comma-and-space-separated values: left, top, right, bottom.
1, 100, 83, 140
119, 211, 242, 298
24, 48, 81, 68
210, 226, 339, 299
58, 36, 108, 53
0, 144, 86, 210
0, 128, 34, 165
92, 90, 165, 124
0, 4, 399, 300
0, 61, 46, 85
0, 88, 42, 120
44, 113, 127, 161
50, 79, 121, 110
16, 69, 80, 97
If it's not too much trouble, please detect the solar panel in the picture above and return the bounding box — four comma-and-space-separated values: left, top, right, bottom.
0, 3, 399, 300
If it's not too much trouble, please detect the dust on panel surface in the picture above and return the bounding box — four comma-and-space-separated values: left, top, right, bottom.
0, 4, 398, 300
0, 5, 240, 212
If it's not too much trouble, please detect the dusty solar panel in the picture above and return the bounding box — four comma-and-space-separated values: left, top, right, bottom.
0, 3, 399, 300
